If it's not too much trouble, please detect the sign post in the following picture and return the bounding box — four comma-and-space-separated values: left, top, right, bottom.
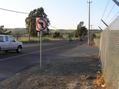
36, 17, 46, 69
39, 31, 42, 68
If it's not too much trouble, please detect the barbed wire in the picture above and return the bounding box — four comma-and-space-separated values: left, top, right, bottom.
101, 0, 111, 19
106, 4, 115, 19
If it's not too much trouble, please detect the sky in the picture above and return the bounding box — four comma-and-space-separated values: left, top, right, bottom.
0, 0, 119, 29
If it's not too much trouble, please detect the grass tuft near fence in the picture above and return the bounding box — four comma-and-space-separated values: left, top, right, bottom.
91, 32, 101, 48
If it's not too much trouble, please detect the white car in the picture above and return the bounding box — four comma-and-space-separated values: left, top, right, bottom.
0, 35, 23, 53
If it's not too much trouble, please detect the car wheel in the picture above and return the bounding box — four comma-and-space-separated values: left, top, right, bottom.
5, 50, 8, 53
16, 46, 22, 53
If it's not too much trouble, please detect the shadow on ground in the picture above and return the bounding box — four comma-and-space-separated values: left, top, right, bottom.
0, 55, 101, 89
40, 56, 101, 76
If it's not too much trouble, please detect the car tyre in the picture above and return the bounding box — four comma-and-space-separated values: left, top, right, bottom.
5, 50, 8, 53
16, 46, 22, 53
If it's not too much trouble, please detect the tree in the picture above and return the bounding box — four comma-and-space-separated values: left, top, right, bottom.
77, 21, 84, 28
25, 7, 50, 37
0, 25, 11, 35
75, 21, 87, 40
53, 32, 62, 38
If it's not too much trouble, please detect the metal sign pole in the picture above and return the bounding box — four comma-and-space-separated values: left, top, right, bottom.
36, 17, 47, 69
40, 31, 42, 69
38, 31, 42, 69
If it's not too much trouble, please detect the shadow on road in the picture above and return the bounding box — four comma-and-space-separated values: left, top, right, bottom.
38, 56, 101, 77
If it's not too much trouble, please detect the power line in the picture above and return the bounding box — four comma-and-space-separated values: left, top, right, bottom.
0, 7, 59, 29
0, 7, 28, 14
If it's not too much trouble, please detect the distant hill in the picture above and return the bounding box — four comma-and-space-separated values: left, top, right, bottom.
90, 29, 101, 34
6, 28, 27, 35
6, 28, 101, 35
50, 29, 76, 34
50, 29, 101, 34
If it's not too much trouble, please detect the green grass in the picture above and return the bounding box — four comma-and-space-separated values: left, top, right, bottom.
17, 36, 65, 43
94, 38, 100, 47
18, 37, 49, 43
91, 32, 101, 47
95, 32, 101, 39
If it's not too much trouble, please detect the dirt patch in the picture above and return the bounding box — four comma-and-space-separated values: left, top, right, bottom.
0, 55, 101, 89
0, 73, 94, 89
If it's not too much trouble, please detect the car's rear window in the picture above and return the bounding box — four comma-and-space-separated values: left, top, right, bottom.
0, 36, 4, 42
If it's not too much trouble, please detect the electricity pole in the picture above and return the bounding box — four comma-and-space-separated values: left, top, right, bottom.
90, 25, 93, 30
88, 0, 92, 45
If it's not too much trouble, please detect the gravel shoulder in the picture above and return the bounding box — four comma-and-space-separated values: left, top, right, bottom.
0, 43, 101, 89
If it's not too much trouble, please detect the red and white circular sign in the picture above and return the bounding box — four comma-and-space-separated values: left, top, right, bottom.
36, 17, 47, 31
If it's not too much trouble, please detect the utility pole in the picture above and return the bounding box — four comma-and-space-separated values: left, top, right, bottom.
90, 25, 93, 30
87, 0, 92, 45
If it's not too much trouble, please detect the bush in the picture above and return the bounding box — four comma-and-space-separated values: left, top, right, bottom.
90, 32, 101, 47
91, 33, 96, 41
53, 32, 62, 38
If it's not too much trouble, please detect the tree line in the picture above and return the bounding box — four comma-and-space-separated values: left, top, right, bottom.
0, 7, 87, 40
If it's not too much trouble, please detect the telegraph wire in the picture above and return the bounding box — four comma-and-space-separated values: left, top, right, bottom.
0, 7, 58, 29
0, 7, 60, 31
0, 7, 28, 14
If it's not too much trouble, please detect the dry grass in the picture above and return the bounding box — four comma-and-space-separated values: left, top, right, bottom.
0, 72, 96, 89
17, 36, 67, 43
93, 72, 106, 89
0, 43, 101, 89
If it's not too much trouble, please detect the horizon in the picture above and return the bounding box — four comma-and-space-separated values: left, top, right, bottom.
0, 0, 119, 29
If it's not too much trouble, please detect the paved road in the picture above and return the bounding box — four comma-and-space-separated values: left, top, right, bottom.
0, 40, 99, 81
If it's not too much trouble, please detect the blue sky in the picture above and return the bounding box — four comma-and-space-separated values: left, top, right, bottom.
0, 0, 119, 29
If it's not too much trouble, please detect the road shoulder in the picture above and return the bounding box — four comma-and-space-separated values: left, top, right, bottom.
0, 43, 101, 89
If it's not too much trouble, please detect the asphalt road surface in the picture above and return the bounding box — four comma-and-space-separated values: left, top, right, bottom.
0, 40, 99, 82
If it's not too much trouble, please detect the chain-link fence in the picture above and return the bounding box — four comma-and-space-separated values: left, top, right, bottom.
100, 30, 119, 89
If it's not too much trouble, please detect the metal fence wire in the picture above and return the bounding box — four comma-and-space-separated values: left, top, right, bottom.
100, 30, 119, 89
